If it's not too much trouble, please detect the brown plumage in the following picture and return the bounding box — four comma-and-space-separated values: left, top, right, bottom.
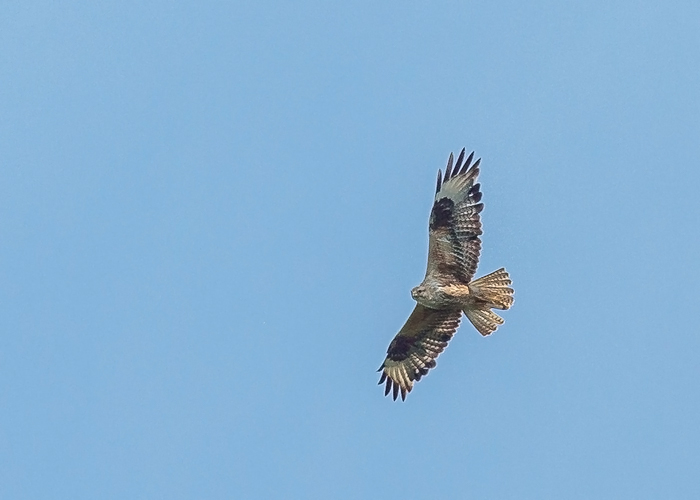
378, 148, 514, 400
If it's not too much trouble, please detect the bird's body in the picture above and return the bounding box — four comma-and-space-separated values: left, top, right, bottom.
411, 279, 470, 309
378, 148, 514, 401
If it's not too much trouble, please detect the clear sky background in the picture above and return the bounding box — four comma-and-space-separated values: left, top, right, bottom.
2, 1, 699, 498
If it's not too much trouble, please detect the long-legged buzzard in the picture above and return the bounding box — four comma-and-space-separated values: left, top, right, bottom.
378, 148, 514, 401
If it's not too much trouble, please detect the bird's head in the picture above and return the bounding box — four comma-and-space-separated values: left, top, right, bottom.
411, 285, 425, 301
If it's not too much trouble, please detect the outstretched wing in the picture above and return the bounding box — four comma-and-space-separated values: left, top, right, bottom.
426, 149, 484, 283
378, 304, 462, 401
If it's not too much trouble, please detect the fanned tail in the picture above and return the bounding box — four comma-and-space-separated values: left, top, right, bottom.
463, 308, 504, 337
464, 268, 514, 336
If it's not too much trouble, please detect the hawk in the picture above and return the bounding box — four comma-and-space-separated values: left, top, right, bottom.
378, 148, 514, 401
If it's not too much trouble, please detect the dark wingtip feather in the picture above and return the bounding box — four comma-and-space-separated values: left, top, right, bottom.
454, 148, 466, 173
469, 183, 482, 203
384, 379, 391, 396
378, 372, 387, 384
461, 151, 475, 175
444, 153, 454, 181
392, 382, 399, 401
472, 158, 481, 171
400, 386, 407, 401
436, 169, 443, 194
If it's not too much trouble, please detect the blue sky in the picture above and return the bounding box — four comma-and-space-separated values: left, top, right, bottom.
2, 1, 699, 498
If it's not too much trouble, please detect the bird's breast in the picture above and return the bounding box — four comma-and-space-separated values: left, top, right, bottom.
416, 281, 469, 309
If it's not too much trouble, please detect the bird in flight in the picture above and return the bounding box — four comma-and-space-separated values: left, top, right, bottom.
378, 148, 514, 401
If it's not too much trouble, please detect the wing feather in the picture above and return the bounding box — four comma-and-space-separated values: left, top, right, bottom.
378, 304, 462, 400
426, 149, 484, 283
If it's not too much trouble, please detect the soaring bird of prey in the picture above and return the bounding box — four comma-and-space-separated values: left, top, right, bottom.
378, 148, 514, 401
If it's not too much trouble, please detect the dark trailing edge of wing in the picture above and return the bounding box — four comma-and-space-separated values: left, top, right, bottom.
469, 183, 483, 203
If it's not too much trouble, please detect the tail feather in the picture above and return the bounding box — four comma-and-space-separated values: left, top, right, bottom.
468, 268, 514, 310
464, 268, 514, 336
464, 308, 504, 336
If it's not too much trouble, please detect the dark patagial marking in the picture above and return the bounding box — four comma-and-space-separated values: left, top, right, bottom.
430, 197, 454, 230
387, 335, 413, 361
